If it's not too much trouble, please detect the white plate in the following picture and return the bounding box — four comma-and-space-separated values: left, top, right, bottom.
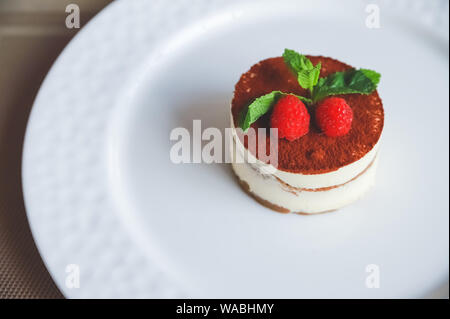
22, 0, 449, 298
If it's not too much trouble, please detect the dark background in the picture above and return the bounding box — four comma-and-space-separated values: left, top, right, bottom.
0, 0, 111, 299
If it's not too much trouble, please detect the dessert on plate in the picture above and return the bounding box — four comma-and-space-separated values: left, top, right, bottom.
230, 49, 383, 214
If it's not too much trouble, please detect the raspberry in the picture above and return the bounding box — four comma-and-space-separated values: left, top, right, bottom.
315, 97, 353, 137
270, 95, 310, 141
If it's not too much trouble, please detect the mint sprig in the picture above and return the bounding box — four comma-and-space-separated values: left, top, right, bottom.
311, 68, 381, 103
283, 49, 321, 94
239, 91, 311, 132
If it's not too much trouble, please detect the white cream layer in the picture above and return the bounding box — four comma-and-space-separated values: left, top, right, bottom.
231, 137, 378, 214
231, 118, 380, 189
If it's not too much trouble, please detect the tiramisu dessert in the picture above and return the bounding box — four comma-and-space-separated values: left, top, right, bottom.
231, 49, 383, 214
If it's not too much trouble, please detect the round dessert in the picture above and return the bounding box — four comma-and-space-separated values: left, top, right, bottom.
230, 54, 384, 214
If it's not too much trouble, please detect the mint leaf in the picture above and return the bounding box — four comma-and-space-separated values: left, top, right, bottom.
360, 68, 381, 86
297, 62, 321, 92
240, 91, 282, 132
283, 49, 314, 73
312, 68, 380, 103
283, 49, 321, 92
239, 91, 312, 132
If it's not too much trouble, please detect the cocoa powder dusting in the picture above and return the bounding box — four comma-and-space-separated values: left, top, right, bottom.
231, 56, 384, 174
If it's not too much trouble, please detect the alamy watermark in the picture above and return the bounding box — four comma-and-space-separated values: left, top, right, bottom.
169, 120, 279, 172
365, 264, 380, 288
365, 4, 381, 29
65, 264, 80, 289
65, 4, 80, 29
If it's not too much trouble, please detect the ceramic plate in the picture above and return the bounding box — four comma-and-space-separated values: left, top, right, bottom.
22, 0, 449, 298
